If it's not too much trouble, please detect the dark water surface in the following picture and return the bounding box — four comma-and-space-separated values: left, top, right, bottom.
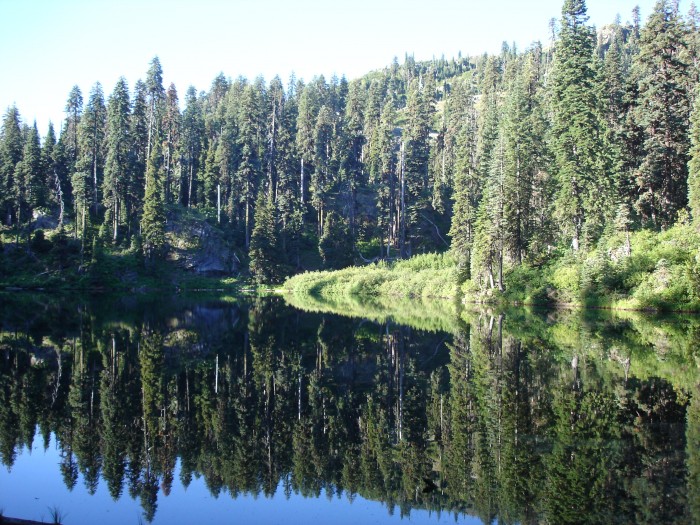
0, 293, 698, 524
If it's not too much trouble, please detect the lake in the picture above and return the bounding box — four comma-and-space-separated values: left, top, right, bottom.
0, 293, 698, 524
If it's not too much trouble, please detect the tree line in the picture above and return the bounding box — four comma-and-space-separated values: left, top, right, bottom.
1, 0, 700, 284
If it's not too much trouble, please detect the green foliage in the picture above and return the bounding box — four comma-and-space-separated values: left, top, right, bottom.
550, 0, 614, 249
689, 83, 700, 227
141, 149, 167, 263
285, 252, 458, 300
318, 211, 353, 269
30, 229, 52, 254
634, 0, 691, 227
249, 190, 286, 284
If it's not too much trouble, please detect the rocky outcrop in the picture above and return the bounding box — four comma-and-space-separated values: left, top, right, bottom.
166, 210, 240, 276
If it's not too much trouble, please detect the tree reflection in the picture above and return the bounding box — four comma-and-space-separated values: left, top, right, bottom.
0, 295, 696, 523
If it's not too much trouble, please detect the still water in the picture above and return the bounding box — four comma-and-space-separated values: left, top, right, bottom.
0, 293, 697, 524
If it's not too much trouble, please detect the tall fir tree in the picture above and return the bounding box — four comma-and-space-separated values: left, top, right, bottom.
634, 0, 691, 227
129, 79, 149, 234
141, 147, 166, 263
162, 83, 181, 204
0, 106, 23, 226
15, 123, 43, 233
145, 56, 166, 159
42, 121, 65, 224
77, 82, 107, 216
103, 77, 131, 243
180, 86, 202, 207
318, 211, 354, 269
402, 76, 434, 256
249, 189, 284, 283
62, 85, 83, 175
688, 84, 700, 227
448, 80, 479, 281
236, 83, 264, 246
550, 0, 613, 250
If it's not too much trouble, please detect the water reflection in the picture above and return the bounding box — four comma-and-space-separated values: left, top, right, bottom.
0, 293, 698, 524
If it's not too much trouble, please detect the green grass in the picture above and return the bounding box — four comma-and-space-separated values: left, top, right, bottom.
284, 223, 700, 314
284, 252, 458, 300
499, 222, 700, 312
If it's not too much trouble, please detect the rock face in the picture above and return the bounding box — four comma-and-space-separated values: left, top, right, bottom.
166, 210, 239, 276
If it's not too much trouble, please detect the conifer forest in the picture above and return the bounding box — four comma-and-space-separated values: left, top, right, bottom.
1, 0, 700, 307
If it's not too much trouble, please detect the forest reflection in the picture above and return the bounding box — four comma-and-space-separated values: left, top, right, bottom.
0, 293, 698, 524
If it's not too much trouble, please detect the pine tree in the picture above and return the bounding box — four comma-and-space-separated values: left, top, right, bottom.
689, 84, 700, 227
129, 80, 149, 219
71, 170, 91, 254
312, 105, 336, 232
103, 77, 131, 243
162, 83, 180, 204
318, 211, 354, 269
141, 148, 166, 263
634, 0, 691, 227
62, 85, 83, 174
402, 76, 434, 256
448, 81, 479, 281
249, 189, 284, 283
18, 123, 43, 224
296, 78, 325, 208
77, 82, 107, 216
550, 0, 613, 250
275, 78, 301, 233
42, 122, 64, 224
0, 106, 23, 226
145, 56, 166, 159
180, 86, 202, 207
338, 79, 366, 231
370, 99, 399, 257
471, 125, 506, 292
238, 83, 265, 244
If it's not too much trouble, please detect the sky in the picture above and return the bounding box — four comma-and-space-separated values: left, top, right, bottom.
0, 0, 663, 136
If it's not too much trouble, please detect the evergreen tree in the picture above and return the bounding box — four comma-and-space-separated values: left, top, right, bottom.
62, 85, 83, 174
401, 76, 434, 256
249, 189, 284, 283
17, 123, 43, 225
370, 99, 399, 258
634, 0, 691, 227
145, 56, 166, 159
550, 0, 613, 250
338, 79, 366, 231
71, 171, 91, 255
318, 211, 354, 269
129, 80, 149, 224
77, 82, 107, 216
162, 83, 180, 204
265, 76, 285, 199
42, 121, 65, 224
471, 125, 506, 292
103, 77, 131, 243
475, 56, 502, 182
312, 105, 336, 231
180, 86, 203, 207
236, 83, 264, 247
141, 148, 166, 263
296, 79, 323, 208
689, 84, 700, 226
0, 106, 23, 226
448, 81, 479, 281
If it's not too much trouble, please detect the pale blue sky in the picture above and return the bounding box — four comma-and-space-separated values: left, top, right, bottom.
0, 0, 661, 136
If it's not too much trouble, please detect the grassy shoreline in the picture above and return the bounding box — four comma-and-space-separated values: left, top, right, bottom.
284, 222, 700, 314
